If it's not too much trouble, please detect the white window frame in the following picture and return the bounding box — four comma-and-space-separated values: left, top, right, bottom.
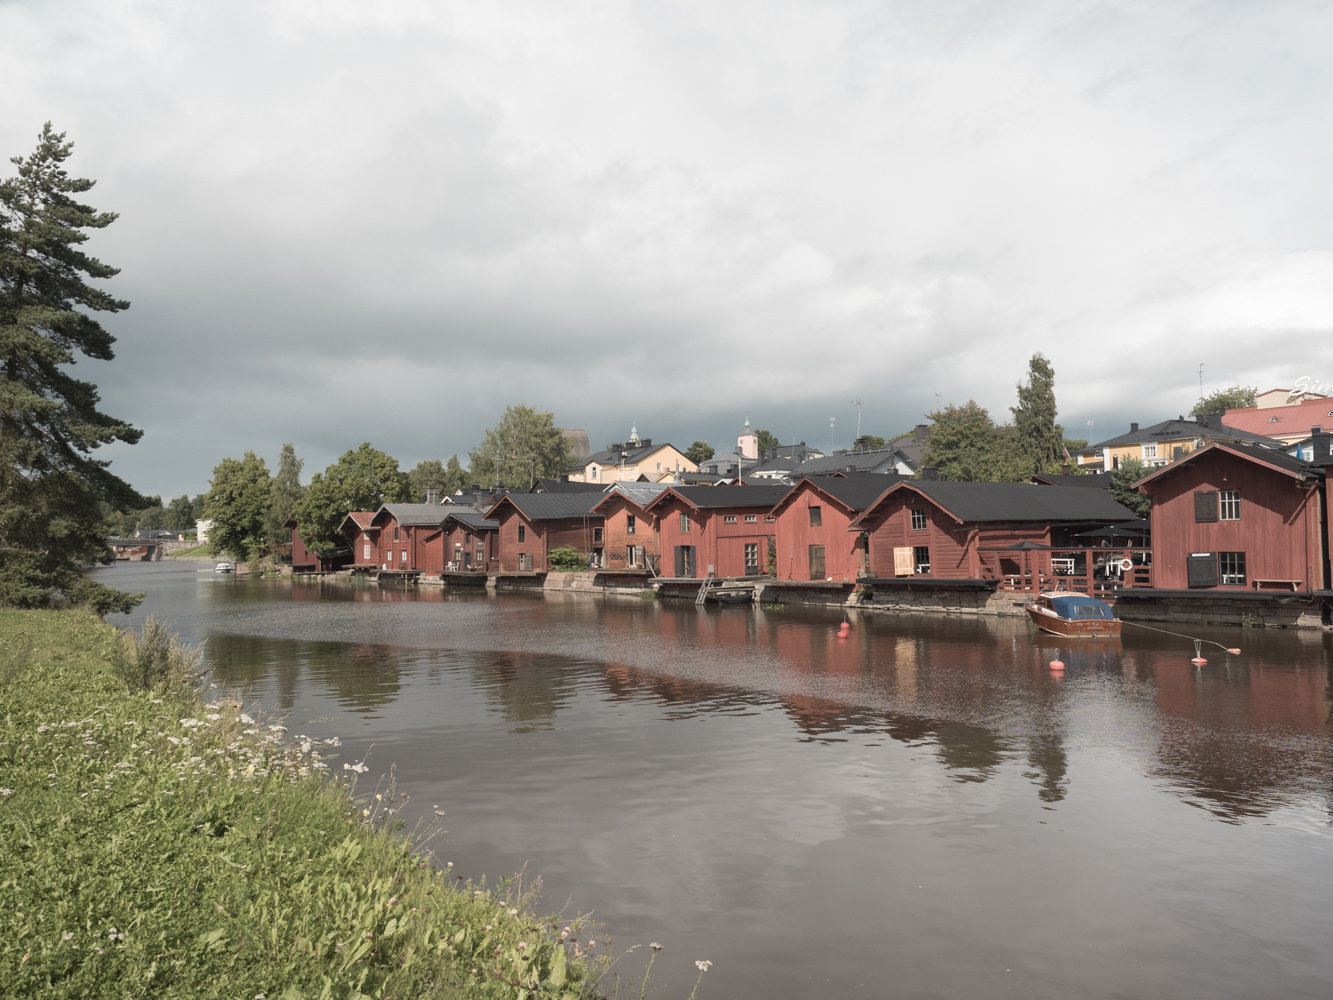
1219, 490, 1240, 521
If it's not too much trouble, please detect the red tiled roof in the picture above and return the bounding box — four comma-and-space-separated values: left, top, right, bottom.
1222, 398, 1333, 437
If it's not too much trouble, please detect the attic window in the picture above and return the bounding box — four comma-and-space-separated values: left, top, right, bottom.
1269, 416, 1280, 422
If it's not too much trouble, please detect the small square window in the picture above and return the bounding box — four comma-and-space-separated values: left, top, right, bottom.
723, 515, 737, 523
1219, 490, 1240, 520
745, 514, 757, 523
910, 508, 927, 531
1219, 551, 1246, 585
809, 506, 822, 527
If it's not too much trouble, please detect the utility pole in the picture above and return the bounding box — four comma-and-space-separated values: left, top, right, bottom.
1198, 363, 1204, 402
829, 416, 836, 455
853, 399, 862, 447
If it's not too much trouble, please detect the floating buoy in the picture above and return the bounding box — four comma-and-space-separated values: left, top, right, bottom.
1227, 648, 1242, 655
1049, 660, 1064, 671
841, 620, 851, 630
1191, 657, 1208, 665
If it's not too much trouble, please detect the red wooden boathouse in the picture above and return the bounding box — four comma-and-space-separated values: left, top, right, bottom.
589, 483, 670, 572
488, 492, 605, 572
767, 474, 903, 582
642, 485, 791, 578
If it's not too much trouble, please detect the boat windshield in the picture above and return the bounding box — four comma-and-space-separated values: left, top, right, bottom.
1049, 595, 1115, 620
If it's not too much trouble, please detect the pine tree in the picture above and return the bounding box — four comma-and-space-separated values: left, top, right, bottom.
1010, 353, 1066, 476
0, 124, 144, 613
263, 443, 305, 547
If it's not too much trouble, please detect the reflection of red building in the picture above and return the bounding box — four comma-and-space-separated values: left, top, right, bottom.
850, 481, 1136, 585
768, 475, 900, 582
1135, 442, 1329, 592
643, 485, 791, 578
489, 493, 605, 572
286, 518, 354, 573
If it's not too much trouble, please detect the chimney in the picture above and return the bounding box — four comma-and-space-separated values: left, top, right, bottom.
425, 487, 440, 504
1310, 429, 1333, 465
1061, 463, 1071, 475
1130, 422, 1139, 433
640, 438, 651, 446
845, 465, 856, 474
921, 467, 939, 481
914, 424, 930, 441
470, 483, 480, 491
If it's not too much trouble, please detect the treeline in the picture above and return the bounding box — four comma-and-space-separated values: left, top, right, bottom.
196, 405, 572, 563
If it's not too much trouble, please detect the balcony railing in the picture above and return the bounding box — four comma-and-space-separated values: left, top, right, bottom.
981, 548, 1152, 596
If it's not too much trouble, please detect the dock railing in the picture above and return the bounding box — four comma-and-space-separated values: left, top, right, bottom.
982, 547, 1152, 596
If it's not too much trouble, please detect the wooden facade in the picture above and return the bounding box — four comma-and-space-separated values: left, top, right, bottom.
644, 485, 791, 578
489, 494, 604, 572
767, 476, 898, 582
590, 489, 663, 572
441, 512, 499, 572
1135, 443, 1327, 591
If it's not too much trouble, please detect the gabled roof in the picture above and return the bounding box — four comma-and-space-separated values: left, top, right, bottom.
569, 441, 686, 471
1131, 441, 1324, 490
531, 478, 608, 494
589, 482, 672, 513
791, 449, 904, 476
851, 481, 1138, 526
1086, 417, 1278, 450
440, 509, 499, 532
339, 511, 378, 533
490, 492, 605, 521
1222, 397, 1333, 437
642, 484, 792, 512
371, 503, 449, 528
770, 474, 906, 517
1030, 473, 1111, 488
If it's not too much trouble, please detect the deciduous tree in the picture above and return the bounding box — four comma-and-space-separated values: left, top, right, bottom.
1109, 457, 1152, 517
1191, 385, 1257, 416
203, 452, 272, 562
0, 124, 145, 613
468, 406, 572, 489
755, 429, 780, 454
407, 455, 468, 499
293, 443, 408, 551
685, 441, 715, 465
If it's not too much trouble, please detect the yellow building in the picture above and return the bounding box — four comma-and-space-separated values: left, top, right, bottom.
567, 426, 697, 483
1077, 416, 1281, 471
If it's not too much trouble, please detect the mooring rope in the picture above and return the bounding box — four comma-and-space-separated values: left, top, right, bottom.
1119, 619, 1240, 654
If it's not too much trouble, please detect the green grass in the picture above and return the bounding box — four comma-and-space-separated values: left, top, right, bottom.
164, 544, 216, 558
0, 610, 601, 999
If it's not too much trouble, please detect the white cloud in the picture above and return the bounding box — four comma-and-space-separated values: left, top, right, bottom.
2, 0, 1331, 492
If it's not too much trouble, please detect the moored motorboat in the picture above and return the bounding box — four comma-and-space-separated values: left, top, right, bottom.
1025, 592, 1121, 638
214, 562, 234, 574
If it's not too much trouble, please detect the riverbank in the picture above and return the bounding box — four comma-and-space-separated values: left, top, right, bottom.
0, 609, 600, 999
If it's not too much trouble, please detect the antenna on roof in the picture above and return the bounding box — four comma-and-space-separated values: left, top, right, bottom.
830, 416, 836, 455
1198, 362, 1204, 402
853, 399, 862, 442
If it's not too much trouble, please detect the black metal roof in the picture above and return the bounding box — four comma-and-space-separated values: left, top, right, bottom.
789, 474, 907, 512
493, 492, 605, 520
1087, 417, 1277, 450
652, 484, 793, 510
1030, 473, 1111, 488
372, 503, 448, 527
441, 510, 499, 531
863, 481, 1139, 524
791, 450, 903, 476
531, 478, 608, 493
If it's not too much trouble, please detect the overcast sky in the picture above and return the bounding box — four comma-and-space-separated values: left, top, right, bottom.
4, 0, 1332, 498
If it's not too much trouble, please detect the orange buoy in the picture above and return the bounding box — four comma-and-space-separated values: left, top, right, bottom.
1049, 660, 1064, 671
1191, 657, 1207, 665
841, 620, 851, 630
1227, 648, 1241, 655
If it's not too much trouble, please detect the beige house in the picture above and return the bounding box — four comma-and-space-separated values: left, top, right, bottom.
567, 426, 697, 483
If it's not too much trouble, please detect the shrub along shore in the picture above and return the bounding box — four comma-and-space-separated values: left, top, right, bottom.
0, 609, 602, 999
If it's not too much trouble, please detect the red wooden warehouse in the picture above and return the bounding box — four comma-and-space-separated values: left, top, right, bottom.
643, 485, 792, 578
589, 483, 671, 572
337, 512, 381, 570
284, 518, 353, 573
849, 481, 1138, 588
1134, 441, 1330, 592
767, 474, 902, 582
488, 492, 605, 572
440, 509, 499, 572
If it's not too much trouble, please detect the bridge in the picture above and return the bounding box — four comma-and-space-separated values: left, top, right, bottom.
107, 537, 165, 561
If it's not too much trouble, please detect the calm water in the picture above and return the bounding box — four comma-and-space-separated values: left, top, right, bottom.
93, 561, 1333, 999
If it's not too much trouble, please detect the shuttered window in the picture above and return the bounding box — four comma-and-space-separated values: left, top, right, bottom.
1219, 490, 1240, 520
1219, 552, 1246, 585
914, 546, 931, 575
1194, 491, 1219, 522
1187, 552, 1218, 587
808, 545, 826, 579
893, 546, 913, 577
809, 506, 822, 527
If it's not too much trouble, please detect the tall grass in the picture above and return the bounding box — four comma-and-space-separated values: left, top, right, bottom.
0, 609, 603, 999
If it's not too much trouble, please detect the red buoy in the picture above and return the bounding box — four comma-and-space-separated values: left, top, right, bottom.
1191, 657, 1208, 665
1049, 660, 1064, 671
1227, 648, 1242, 655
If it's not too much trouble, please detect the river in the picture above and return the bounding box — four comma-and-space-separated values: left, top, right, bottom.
92, 561, 1333, 999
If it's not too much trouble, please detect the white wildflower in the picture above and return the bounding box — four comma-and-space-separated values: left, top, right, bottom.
62, 932, 73, 941
206, 713, 222, 721
695, 960, 712, 972
0, 789, 13, 796
239, 713, 255, 724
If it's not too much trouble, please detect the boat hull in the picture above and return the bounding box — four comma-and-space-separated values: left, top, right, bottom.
1025, 604, 1122, 638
